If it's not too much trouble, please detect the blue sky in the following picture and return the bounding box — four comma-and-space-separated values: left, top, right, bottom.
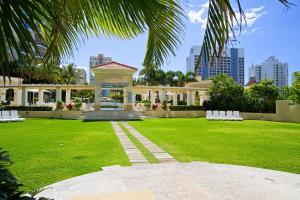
66, 0, 300, 84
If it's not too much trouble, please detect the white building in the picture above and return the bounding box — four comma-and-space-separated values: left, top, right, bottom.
88, 54, 112, 84
75, 67, 87, 85
186, 45, 201, 74
188, 46, 245, 84
250, 56, 288, 91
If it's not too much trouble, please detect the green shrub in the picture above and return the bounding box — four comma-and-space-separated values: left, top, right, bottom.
141, 99, 151, 109
161, 100, 168, 110
169, 105, 203, 111
3, 106, 52, 111
177, 100, 187, 105
55, 101, 64, 110
73, 98, 82, 111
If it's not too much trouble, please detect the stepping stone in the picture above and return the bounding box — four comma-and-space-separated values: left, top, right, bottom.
120, 122, 177, 163
111, 121, 148, 165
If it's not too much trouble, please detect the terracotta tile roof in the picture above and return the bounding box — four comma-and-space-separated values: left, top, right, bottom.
246, 77, 257, 86
91, 61, 137, 71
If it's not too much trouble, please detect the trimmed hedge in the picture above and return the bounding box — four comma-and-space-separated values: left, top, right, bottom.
3, 106, 53, 111
169, 105, 203, 111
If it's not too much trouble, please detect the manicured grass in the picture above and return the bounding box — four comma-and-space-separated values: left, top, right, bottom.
129, 118, 300, 174
118, 122, 159, 163
0, 119, 130, 190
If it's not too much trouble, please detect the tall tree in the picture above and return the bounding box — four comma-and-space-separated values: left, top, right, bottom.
165, 71, 176, 86
285, 72, 300, 104
248, 80, 279, 113
206, 74, 245, 110
62, 64, 77, 85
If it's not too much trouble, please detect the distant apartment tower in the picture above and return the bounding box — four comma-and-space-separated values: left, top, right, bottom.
89, 54, 112, 84
75, 67, 87, 85
249, 56, 288, 91
190, 47, 244, 84
186, 45, 201, 74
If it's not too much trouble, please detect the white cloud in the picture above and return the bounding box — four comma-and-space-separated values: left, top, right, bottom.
187, 2, 267, 34
242, 6, 267, 27
187, 1, 209, 29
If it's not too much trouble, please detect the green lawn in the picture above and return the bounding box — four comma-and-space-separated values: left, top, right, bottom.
129, 118, 300, 174
0, 119, 130, 190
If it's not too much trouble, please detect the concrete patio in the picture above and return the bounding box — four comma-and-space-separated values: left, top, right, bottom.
38, 162, 300, 200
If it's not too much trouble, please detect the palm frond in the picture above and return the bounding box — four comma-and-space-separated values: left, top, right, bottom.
0, 0, 184, 70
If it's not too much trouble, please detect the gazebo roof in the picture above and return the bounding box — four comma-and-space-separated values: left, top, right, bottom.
91, 61, 137, 71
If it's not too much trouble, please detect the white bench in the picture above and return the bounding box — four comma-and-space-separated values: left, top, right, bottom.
206, 110, 243, 121
0, 110, 25, 122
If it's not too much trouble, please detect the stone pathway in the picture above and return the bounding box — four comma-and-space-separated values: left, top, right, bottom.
111, 121, 148, 164
120, 122, 177, 163
38, 162, 300, 200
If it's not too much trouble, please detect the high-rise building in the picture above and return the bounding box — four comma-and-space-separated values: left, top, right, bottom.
88, 54, 112, 84
192, 47, 244, 84
186, 45, 201, 74
250, 56, 288, 91
75, 67, 87, 85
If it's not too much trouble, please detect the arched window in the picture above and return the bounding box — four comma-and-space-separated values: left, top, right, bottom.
6, 88, 14, 102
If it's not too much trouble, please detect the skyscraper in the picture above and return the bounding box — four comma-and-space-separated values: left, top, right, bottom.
189, 47, 244, 84
88, 54, 112, 84
250, 56, 288, 91
186, 45, 201, 75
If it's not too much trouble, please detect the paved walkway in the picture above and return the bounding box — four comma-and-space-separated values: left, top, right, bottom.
121, 122, 176, 163
111, 121, 148, 164
38, 162, 300, 200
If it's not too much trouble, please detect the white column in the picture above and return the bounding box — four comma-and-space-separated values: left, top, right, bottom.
161, 91, 166, 102
24, 89, 28, 106
56, 89, 62, 102
16, 89, 22, 106
132, 93, 136, 103
150, 91, 155, 105
123, 87, 128, 106
173, 92, 177, 106
95, 85, 101, 105
38, 89, 44, 106
0, 89, 5, 102
66, 89, 71, 104
192, 91, 196, 105
179, 93, 184, 101
187, 91, 192, 106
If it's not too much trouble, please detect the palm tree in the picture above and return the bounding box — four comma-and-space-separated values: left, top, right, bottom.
165, 71, 176, 86
38, 62, 62, 84
62, 64, 77, 85
19, 57, 38, 84
0, 0, 183, 69
199, 0, 292, 67
155, 69, 166, 85
185, 71, 196, 83
174, 71, 185, 87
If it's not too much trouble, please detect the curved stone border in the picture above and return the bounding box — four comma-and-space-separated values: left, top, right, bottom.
37, 162, 300, 200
